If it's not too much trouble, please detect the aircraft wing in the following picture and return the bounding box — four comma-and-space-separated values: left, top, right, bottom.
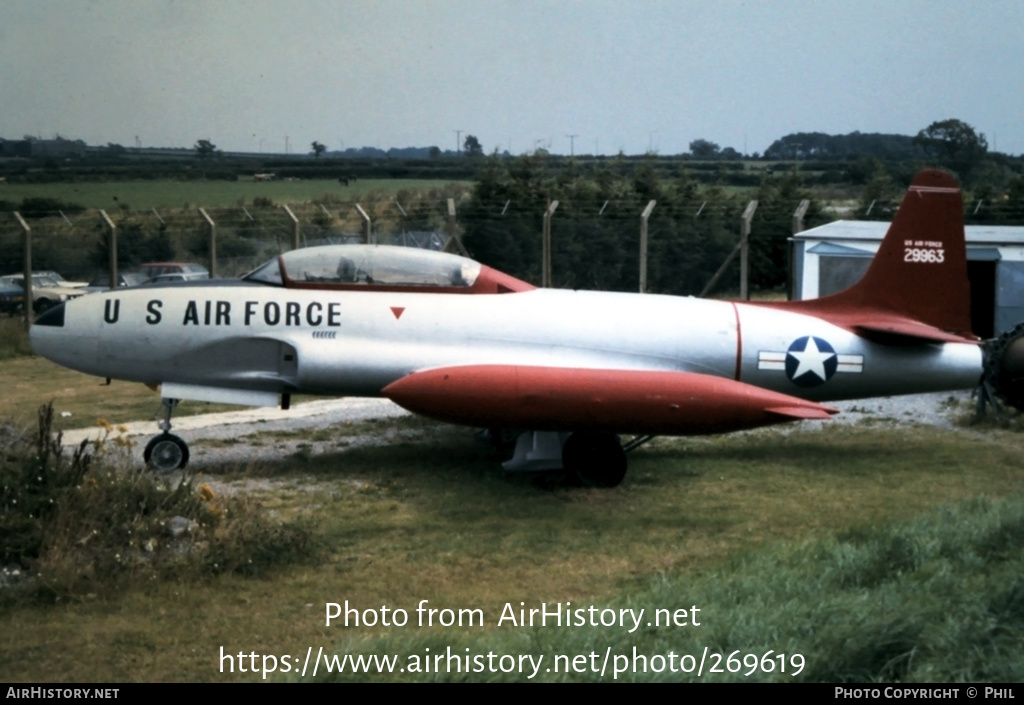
383, 364, 837, 436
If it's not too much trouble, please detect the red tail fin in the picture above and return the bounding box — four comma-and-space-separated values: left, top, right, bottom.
769, 169, 974, 342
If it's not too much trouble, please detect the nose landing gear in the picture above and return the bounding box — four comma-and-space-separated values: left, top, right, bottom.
143, 398, 190, 472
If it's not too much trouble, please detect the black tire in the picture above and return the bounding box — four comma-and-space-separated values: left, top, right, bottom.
144, 433, 190, 472
34, 298, 54, 315
562, 431, 627, 488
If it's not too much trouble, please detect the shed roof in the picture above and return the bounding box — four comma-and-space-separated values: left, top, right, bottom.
795, 220, 1024, 245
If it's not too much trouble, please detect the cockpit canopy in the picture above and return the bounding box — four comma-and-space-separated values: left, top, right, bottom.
243, 245, 532, 294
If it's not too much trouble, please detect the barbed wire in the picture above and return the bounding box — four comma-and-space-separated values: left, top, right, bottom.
5, 198, 1024, 233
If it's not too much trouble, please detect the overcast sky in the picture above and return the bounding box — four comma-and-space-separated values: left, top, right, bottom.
2, 0, 1022, 156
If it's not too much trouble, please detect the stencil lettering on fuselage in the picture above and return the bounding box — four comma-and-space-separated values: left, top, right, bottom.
100, 299, 346, 328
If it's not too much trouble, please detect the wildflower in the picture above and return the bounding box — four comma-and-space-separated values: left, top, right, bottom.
198, 483, 215, 502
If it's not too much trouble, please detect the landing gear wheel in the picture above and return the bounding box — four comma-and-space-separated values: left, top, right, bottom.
562, 431, 627, 488
144, 433, 190, 472
984, 322, 1024, 411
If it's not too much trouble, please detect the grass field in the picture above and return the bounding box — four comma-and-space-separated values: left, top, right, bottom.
1, 350, 1023, 682
0, 178, 468, 210
0, 351, 243, 431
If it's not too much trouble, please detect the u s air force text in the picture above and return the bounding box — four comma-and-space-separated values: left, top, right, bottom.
325, 600, 700, 633
102, 298, 344, 327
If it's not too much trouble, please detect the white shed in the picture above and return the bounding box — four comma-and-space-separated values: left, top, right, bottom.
792, 221, 1024, 339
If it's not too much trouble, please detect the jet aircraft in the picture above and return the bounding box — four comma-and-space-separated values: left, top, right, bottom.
30, 169, 982, 486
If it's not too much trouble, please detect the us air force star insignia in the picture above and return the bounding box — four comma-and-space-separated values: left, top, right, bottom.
758, 338, 864, 385
784, 336, 837, 387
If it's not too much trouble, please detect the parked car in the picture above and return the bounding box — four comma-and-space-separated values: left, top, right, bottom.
83, 272, 149, 293
0, 277, 25, 315
138, 262, 209, 280
140, 272, 216, 285
32, 270, 88, 288
6, 274, 86, 313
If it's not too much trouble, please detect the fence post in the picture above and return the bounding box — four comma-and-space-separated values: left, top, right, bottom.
198, 208, 216, 278
790, 199, 810, 301
443, 198, 469, 255
739, 200, 758, 300
447, 199, 456, 249
639, 200, 656, 293
792, 199, 810, 235
99, 210, 117, 292
282, 205, 300, 250
542, 200, 559, 287
699, 240, 741, 299
356, 204, 372, 244
14, 212, 31, 330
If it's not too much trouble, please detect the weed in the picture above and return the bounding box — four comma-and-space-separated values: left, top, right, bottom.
200, 493, 318, 577
963, 406, 1024, 432
0, 403, 319, 605
0, 317, 32, 360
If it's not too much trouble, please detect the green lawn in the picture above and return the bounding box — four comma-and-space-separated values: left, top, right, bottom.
1, 178, 467, 210
2, 412, 1023, 682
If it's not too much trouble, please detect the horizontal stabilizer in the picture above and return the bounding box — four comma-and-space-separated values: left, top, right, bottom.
850, 318, 976, 344
384, 364, 838, 436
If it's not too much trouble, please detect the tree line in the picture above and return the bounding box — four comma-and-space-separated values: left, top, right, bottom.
459, 154, 828, 296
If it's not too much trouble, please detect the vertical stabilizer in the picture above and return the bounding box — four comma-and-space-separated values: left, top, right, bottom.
767, 169, 974, 341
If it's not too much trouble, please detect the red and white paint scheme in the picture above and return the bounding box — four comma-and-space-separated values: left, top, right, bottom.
31, 169, 982, 486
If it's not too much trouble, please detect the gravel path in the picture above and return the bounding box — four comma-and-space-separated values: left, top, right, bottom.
61, 397, 412, 471
59, 390, 976, 472
816, 390, 972, 430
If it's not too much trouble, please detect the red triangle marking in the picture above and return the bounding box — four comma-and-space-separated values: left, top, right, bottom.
390, 306, 405, 320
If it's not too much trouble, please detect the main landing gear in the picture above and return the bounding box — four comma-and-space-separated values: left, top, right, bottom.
502, 430, 656, 488
143, 398, 190, 472
562, 431, 628, 488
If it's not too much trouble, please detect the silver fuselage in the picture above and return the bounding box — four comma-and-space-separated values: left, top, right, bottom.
30, 281, 982, 405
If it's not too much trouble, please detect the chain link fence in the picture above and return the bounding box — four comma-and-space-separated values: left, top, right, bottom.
3, 191, 1022, 306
